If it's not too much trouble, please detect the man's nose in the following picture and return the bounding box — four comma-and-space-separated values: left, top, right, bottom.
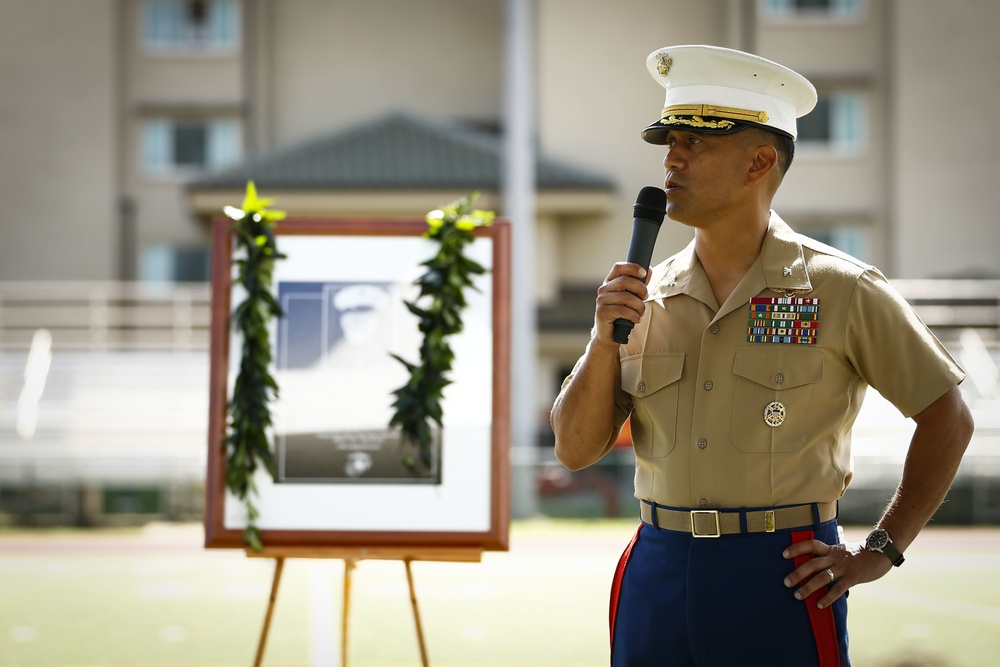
663, 147, 685, 172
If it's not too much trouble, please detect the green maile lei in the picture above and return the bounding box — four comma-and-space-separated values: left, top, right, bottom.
223, 181, 286, 552
389, 192, 495, 472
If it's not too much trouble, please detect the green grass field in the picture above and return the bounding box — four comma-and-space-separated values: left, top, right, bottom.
1, 520, 998, 666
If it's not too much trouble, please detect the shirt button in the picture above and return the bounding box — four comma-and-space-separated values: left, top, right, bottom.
710, 325, 720, 335
697, 438, 708, 449
704, 380, 714, 391
774, 373, 785, 384
698, 498, 710, 508
638, 381, 646, 392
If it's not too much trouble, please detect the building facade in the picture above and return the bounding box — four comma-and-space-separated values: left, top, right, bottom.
1, 1, 998, 520
4, 1, 998, 282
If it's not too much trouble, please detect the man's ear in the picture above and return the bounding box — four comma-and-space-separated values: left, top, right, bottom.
746, 145, 779, 187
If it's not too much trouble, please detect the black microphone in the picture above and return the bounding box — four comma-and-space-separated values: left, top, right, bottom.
612, 186, 667, 344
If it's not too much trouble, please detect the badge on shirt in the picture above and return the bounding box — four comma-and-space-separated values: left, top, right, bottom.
763, 401, 786, 427
747, 297, 820, 344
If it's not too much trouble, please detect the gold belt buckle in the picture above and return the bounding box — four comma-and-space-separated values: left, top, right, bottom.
690, 510, 721, 538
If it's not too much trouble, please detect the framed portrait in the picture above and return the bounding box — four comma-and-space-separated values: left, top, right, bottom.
204, 218, 511, 551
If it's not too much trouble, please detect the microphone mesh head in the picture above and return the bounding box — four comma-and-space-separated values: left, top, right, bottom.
634, 186, 667, 224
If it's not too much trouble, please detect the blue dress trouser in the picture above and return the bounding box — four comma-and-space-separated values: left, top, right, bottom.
610, 515, 850, 666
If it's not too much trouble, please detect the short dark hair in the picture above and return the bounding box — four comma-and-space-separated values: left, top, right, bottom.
774, 131, 795, 175
741, 126, 795, 177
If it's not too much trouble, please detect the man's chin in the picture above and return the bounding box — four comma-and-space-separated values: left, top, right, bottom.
665, 206, 693, 227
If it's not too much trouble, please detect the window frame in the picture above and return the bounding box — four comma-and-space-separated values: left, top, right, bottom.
141, 0, 241, 55
795, 89, 868, 157
804, 224, 870, 262
759, 0, 866, 24
140, 244, 212, 283
139, 116, 243, 177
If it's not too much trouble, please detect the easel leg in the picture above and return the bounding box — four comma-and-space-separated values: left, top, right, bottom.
254, 557, 285, 667
341, 558, 357, 667
404, 558, 430, 667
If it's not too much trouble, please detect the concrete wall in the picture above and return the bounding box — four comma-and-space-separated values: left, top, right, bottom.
0, 0, 119, 280
892, 0, 1000, 278
265, 0, 504, 148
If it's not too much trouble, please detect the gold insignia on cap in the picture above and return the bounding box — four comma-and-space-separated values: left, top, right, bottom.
663, 104, 769, 124
763, 401, 786, 427
659, 116, 737, 130
655, 52, 672, 77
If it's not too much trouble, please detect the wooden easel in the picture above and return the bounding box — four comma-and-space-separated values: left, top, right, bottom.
247, 546, 483, 667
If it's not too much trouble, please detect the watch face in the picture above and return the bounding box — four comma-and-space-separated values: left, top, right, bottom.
867, 529, 889, 550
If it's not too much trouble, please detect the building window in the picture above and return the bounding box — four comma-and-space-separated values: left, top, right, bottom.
142, 244, 211, 282
808, 225, 869, 261
797, 91, 865, 153
141, 118, 242, 174
143, 0, 240, 52
762, 0, 863, 20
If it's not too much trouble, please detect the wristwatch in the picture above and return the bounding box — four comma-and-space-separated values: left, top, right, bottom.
865, 528, 905, 566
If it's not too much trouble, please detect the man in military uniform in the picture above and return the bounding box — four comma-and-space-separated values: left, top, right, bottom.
550, 45, 974, 666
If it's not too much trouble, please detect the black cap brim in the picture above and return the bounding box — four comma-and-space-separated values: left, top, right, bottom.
641, 115, 799, 144
641, 116, 752, 144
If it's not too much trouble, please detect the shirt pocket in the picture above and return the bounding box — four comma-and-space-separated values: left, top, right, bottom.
621, 352, 685, 458
730, 346, 825, 453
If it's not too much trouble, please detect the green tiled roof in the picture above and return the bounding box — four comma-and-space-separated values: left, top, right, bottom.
191, 112, 614, 191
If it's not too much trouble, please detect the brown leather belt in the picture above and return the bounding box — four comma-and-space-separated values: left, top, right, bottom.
640, 501, 838, 537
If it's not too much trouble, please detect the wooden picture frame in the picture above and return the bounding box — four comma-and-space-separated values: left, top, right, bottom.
204, 218, 511, 551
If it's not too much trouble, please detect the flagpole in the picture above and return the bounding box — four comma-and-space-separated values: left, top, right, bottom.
503, 0, 538, 518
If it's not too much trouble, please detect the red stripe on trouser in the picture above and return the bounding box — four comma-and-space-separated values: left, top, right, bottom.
609, 525, 642, 651
790, 530, 841, 667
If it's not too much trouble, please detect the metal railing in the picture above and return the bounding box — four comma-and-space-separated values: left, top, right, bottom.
1, 279, 998, 352
893, 279, 1000, 340
0, 281, 212, 351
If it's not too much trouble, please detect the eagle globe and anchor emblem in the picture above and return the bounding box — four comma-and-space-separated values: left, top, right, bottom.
763, 401, 786, 428
655, 51, 672, 77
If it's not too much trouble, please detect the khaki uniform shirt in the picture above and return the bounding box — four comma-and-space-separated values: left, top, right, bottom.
567, 212, 965, 509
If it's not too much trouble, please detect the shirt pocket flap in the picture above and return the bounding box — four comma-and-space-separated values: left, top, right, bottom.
733, 347, 824, 390
621, 352, 686, 397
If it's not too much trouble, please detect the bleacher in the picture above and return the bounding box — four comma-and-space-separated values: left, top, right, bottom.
0, 282, 211, 525
1, 279, 998, 525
